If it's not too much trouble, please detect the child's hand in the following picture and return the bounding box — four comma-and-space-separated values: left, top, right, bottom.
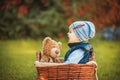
86, 61, 97, 67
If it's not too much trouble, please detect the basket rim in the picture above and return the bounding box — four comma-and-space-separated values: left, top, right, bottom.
35, 61, 96, 67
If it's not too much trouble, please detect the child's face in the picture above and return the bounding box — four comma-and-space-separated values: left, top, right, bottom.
67, 27, 80, 43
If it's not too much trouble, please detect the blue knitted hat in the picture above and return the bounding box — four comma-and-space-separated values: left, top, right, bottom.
69, 21, 95, 41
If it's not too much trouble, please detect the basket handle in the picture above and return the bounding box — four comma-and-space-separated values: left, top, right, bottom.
94, 68, 98, 80
36, 50, 41, 62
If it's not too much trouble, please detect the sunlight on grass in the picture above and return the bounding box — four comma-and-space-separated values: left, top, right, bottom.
0, 39, 38, 80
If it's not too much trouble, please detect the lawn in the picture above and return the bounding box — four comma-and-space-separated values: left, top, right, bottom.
0, 38, 120, 80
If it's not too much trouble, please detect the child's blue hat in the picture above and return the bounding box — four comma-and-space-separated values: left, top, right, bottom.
69, 21, 95, 41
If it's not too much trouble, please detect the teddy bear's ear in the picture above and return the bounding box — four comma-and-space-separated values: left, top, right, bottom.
43, 37, 52, 45
58, 42, 62, 49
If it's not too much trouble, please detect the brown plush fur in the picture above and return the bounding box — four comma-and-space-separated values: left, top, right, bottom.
40, 37, 62, 63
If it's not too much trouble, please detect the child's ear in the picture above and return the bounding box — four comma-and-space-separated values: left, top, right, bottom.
58, 42, 62, 49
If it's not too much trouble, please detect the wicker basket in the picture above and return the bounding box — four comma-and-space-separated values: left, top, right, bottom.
36, 63, 95, 80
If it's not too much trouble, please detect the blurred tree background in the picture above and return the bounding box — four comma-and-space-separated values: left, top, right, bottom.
0, 0, 120, 40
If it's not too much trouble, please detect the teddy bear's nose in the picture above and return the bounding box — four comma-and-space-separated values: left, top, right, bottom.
55, 50, 59, 54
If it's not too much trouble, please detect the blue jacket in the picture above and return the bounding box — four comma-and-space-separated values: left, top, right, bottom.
64, 42, 93, 64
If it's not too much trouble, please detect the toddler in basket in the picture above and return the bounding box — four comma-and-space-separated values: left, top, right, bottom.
64, 21, 97, 65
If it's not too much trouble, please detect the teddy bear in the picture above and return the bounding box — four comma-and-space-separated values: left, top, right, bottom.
37, 37, 62, 63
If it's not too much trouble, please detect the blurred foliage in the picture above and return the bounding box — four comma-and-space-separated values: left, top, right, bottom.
0, 0, 120, 39
88, 0, 120, 29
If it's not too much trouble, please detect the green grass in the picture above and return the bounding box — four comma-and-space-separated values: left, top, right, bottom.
0, 39, 44, 80
0, 38, 120, 80
92, 40, 120, 80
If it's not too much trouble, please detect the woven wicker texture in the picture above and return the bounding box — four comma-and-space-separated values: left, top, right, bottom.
36, 64, 95, 80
